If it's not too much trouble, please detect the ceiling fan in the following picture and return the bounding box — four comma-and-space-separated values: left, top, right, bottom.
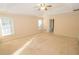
36, 3, 52, 11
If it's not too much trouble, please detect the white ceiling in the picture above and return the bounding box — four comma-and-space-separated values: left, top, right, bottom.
0, 3, 79, 16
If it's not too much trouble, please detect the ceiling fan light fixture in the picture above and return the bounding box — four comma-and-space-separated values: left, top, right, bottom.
40, 6, 46, 10
36, 3, 52, 11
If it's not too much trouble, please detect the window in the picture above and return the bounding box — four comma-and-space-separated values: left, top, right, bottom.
0, 17, 14, 36
37, 19, 43, 29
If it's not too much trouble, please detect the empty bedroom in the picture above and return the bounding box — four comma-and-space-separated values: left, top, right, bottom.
0, 3, 79, 55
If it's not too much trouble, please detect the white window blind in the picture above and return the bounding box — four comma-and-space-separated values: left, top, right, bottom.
37, 19, 43, 29
0, 17, 14, 36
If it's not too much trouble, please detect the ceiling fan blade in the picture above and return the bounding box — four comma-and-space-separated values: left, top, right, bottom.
47, 5, 52, 7
73, 9, 79, 11
44, 8, 48, 11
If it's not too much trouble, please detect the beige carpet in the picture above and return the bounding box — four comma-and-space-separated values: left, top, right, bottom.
0, 32, 79, 55
19, 32, 79, 55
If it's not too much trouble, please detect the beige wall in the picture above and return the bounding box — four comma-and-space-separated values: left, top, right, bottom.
43, 15, 53, 32
0, 13, 41, 39
54, 11, 79, 38
43, 15, 49, 31
13, 15, 41, 37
